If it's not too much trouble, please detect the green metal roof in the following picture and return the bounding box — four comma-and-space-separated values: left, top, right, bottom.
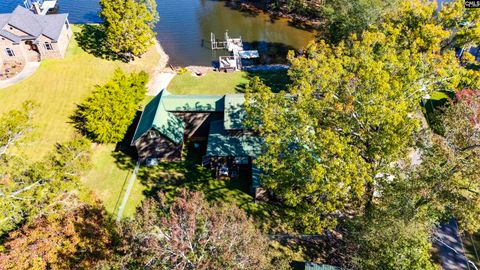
206, 120, 263, 157
224, 94, 246, 130
132, 90, 185, 144
132, 92, 162, 143
162, 94, 225, 112
305, 263, 344, 270
132, 90, 250, 147
154, 101, 185, 144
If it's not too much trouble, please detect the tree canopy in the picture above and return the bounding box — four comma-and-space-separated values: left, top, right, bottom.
245, 0, 480, 235
0, 197, 112, 270
101, 190, 283, 270
74, 69, 148, 144
0, 136, 92, 237
99, 0, 158, 60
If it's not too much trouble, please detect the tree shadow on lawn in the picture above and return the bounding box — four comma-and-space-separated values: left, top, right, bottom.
106, 111, 285, 229
75, 24, 126, 62
235, 69, 291, 93
135, 143, 284, 230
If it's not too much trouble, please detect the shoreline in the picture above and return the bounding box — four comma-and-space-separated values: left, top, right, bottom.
227, 0, 322, 30
147, 39, 176, 96
153, 39, 170, 71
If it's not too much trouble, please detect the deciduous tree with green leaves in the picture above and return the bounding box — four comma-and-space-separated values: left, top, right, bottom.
0, 101, 36, 156
99, 0, 158, 60
320, 0, 399, 43
74, 69, 148, 144
245, 0, 479, 234
0, 137, 92, 236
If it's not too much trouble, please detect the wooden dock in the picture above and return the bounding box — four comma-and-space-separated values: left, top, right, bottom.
24, 0, 57, 15
211, 31, 259, 71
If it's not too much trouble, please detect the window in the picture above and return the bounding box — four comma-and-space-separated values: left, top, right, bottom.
5, 48, 14, 57
148, 130, 158, 139
44, 42, 53, 51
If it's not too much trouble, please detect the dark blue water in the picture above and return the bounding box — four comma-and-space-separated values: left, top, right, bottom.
0, 0, 315, 65
0, 0, 102, 23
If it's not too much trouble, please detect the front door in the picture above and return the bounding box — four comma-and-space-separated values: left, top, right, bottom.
24, 41, 41, 62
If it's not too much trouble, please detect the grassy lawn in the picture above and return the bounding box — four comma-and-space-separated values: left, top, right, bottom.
0, 25, 160, 217
0, 25, 289, 219
168, 69, 290, 94
135, 143, 279, 229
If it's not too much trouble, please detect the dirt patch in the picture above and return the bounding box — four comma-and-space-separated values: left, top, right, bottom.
0, 61, 25, 81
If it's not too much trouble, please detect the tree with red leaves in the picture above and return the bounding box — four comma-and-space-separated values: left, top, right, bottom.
0, 195, 112, 270
444, 89, 480, 151
104, 190, 285, 270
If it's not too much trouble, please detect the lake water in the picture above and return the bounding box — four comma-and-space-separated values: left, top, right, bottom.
0, 0, 315, 66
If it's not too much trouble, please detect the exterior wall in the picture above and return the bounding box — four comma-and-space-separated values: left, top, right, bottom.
0, 21, 72, 63
135, 129, 183, 162
0, 25, 32, 63
37, 23, 71, 60
0, 38, 26, 63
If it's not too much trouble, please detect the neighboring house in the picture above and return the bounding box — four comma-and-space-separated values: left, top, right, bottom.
0, 6, 71, 65
131, 89, 263, 192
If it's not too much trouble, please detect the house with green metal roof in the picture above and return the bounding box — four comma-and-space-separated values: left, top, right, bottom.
131, 90, 262, 191
131, 89, 263, 191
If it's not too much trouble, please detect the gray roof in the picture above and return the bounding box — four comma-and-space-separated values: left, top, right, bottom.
0, 30, 21, 43
0, 6, 68, 42
305, 263, 345, 270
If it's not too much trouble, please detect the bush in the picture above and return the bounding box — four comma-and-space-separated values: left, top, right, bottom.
73, 69, 148, 143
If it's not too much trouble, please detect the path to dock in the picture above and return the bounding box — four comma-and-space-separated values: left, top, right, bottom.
147, 40, 176, 96
116, 161, 140, 221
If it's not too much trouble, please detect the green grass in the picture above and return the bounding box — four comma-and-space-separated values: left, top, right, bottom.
168, 71, 249, 94
136, 143, 279, 229
0, 25, 160, 217
167, 69, 290, 94
0, 25, 159, 159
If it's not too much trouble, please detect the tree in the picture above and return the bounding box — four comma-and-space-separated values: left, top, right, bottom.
0, 196, 112, 270
99, 0, 158, 60
320, 0, 399, 43
350, 211, 436, 270
0, 101, 36, 156
245, 0, 480, 234
443, 89, 480, 151
74, 69, 148, 143
439, 0, 480, 51
103, 190, 281, 270
0, 137, 92, 236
